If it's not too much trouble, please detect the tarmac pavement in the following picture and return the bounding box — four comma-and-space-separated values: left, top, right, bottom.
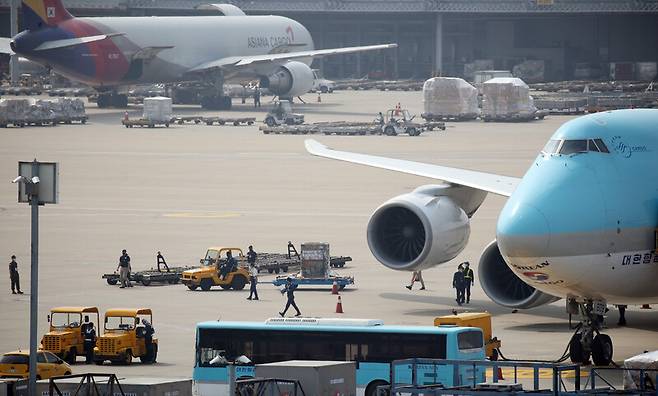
1, 90, 657, 380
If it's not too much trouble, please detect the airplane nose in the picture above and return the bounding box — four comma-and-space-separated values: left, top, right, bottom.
497, 202, 551, 258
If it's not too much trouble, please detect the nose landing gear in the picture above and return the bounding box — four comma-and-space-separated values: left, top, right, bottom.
568, 299, 614, 366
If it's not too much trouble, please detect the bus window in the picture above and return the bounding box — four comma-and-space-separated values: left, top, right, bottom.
457, 331, 484, 350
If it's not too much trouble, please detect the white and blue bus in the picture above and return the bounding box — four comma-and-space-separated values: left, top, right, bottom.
194, 318, 486, 396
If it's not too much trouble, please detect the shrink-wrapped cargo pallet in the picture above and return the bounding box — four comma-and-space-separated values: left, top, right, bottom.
143, 96, 172, 123
422, 77, 479, 120
0, 98, 31, 126
482, 77, 538, 121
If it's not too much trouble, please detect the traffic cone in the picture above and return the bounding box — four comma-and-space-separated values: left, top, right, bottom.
331, 281, 339, 295
317, 92, 321, 103
335, 296, 344, 314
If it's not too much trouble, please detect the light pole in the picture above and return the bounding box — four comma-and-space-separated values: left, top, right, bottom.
13, 160, 58, 396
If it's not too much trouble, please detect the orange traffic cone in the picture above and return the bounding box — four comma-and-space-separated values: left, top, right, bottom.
335, 296, 344, 314
317, 92, 321, 103
331, 281, 339, 295
496, 367, 504, 380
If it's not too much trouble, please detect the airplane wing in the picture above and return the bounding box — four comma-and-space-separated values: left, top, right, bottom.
305, 139, 520, 197
0, 37, 13, 54
189, 43, 397, 72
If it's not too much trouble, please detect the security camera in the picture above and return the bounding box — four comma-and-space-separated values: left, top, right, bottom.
12, 176, 23, 184
31, 176, 40, 184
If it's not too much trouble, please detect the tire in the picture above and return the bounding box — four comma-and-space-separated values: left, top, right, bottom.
339, 285, 346, 291
268, 268, 274, 274
231, 275, 247, 291
274, 267, 280, 274
407, 127, 419, 136
200, 278, 213, 291
140, 344, 157, 364
265, 117, 276, 127
220, 284, 231, 290
365, 380, 389, 396
141, 278, 151, 286
233, 121, 239, 126
106, 278, 118, 285
36, 375, 41, 380
592, 334, 613, 366
569, 333, 590, 364
64, 371, 71, 376
123, 350, 132, 365
187, 284, 198, 291
320, 86, 328, 94
65, 347, 77, 364
94, 359, 104, 365
384, 126, 396, 136
281, 266, 288, 272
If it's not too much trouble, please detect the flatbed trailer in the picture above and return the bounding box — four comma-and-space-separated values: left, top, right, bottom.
272, 274, 355, 290
202, 116, 256, 126
260, 121, 444, 136
122, 118, 170, 128
102, 266, 196, 286
239, 253, 352, 274
422, 112, 478, 122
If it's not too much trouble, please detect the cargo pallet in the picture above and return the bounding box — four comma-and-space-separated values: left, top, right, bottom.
251, 253, 352, 274
102, 266, 196, 286
122, 118, 170, 128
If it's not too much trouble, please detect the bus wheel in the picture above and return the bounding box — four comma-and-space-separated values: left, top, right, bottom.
366, 380, 389, 396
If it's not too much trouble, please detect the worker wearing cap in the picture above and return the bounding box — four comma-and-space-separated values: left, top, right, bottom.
83, 320, 96, 363
141, 319, 156, 362
117, 249, 131, 288
279, 277, 301, 317
462, 261, 474, 304
247, 245, 259, 300
8, 255, 23, 294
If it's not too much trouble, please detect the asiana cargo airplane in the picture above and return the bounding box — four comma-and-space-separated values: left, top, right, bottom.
306, 108, 658, 367
0, 0, 395, 109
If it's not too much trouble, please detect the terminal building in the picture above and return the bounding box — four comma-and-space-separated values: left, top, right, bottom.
1, 0, 657, 81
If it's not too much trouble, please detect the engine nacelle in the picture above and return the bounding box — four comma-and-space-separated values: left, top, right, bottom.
367, 185, 480, 271
478, 240, 560, 309
260, 61, 313, 97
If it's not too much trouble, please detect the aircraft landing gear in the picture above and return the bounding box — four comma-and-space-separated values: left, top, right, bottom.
568, 299, 614, 366
97, 92, 128, 109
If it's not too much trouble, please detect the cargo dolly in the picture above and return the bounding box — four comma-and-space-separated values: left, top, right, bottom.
202, 116, 256, 126
102, 266, 195, 286
122, 118, 170, 128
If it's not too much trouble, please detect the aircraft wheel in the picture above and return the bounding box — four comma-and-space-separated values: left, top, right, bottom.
569, 333, 590, 364
592, 334, 613, 366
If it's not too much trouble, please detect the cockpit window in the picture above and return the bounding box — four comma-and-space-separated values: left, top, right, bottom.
559, 140, 588, 154
594, 139, 609, 153
587, 139, 600, 152
542, 139, 561, 154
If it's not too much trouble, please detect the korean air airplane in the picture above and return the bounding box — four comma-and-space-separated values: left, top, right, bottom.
306, 108, 658, 366
0, 0, 395, 109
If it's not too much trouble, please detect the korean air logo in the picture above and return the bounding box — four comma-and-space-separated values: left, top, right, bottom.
47, 7, 56, 18
285, 26, 294, 43
522, 271, 550, 282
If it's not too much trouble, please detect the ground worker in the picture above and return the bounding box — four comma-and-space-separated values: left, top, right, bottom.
220, 251, 237, 280
117, 249, 131, 288
142, 319, 155, 362
617, 305, 627, 326
395, 102, 401, 116
287, 241, 299, 259
462, 261, 474, 304
452, 264, 465, 305
8, 255, 23, 294
83, 319, 96, 363
156, 251, 169, 272
375, 111, 384, 125
254, 87, 261, 108
279, 277, 301, 317
247, 245, 259, 300
406, 270, 425, 290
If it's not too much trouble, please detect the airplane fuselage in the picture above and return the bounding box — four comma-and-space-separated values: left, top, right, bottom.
497, 109, 658, 304
12, 15, 314, 87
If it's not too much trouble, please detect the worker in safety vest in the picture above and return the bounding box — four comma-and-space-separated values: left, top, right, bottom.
462, 261, 474, 304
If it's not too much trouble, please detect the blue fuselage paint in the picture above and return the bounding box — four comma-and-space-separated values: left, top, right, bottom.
497, 109, 658, 303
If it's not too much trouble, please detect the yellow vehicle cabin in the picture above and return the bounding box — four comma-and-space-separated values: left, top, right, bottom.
434, 312, 501, 360
181, 247, 250, 291
94, 308, 157, 365
0, 350, 72, 380
41, 306, 100, 364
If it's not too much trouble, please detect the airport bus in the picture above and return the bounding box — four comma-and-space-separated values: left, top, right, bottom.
193, 318, 486, 396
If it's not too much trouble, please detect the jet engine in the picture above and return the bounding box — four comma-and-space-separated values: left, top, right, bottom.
478, 240, 560, 308
367, 185, 486, 271
260, 61, 313, 97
